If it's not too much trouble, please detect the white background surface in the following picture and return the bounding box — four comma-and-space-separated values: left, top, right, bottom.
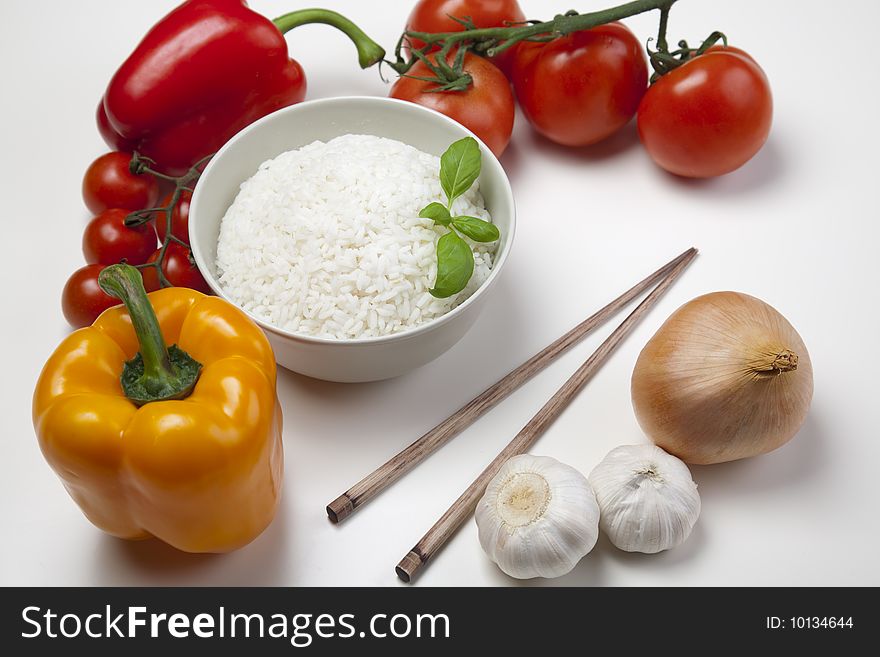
2, 0, 878, 587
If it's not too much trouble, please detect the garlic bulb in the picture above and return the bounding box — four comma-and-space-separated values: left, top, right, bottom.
475, 454, 599, 579
589, 444, 700, 553
632, 291, 813, 464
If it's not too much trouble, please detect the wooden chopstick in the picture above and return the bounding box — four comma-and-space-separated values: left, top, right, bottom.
326, 248, 696, 524
395, 248, 698, 582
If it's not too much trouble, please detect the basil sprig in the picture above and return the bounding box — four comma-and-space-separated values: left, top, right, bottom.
421, 137, 500, 298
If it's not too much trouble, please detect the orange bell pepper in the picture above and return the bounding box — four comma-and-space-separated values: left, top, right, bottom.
32, 264, 283, 553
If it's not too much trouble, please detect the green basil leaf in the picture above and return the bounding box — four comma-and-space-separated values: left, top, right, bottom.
419, 202, 452, 226
429, 231, 474, 298
439, 137, 481, 206
451, 216, 500, 243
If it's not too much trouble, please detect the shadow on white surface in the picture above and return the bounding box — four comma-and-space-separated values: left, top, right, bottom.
469, 512, 708, 587
690, 411, 826, 498
471, 412, 824, 587
523, 120, 643, 165
498, 137, 525, 181
273, 276, 528, 513
657, 137, 786, 197
476, 535, 608, 587
305, 71, 385, 100
275, 270, 525, 443
91, 536, 222, 584
517, 527, 705, 587
440, 276, 527, 378
281, 367, 400, 408
88, 484, 293, 586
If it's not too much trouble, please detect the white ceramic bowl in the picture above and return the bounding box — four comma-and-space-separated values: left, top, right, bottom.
190, 96, 515, 382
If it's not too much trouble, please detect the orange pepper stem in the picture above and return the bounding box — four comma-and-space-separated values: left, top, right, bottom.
98, 264, 201, 406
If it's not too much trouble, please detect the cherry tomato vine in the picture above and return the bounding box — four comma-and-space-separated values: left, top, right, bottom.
389, 0, 711, 86
124, 153, 211, 290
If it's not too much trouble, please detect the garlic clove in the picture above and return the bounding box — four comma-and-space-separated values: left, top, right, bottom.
589, 444, 700, 554
475, 454, 599, 579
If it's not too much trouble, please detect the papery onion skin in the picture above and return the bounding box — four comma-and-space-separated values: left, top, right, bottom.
632, 292, 813, 464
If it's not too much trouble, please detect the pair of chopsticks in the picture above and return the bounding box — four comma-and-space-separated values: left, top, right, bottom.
327, 247, 698, 582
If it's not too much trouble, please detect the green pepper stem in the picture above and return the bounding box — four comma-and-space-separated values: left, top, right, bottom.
99, 264, 172, 382
98, 264, 201, 405
273, 8, 386, 69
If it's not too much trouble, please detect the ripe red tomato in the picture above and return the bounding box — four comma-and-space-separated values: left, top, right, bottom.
404, 0, 526, 76
82, 209, 158, 266
142, 243, 211, 294
637, 46, 772, 177
512, 23, 648, 147
390, 51, 515, 156
61, 265, 120, 328
155, 190, 192, 244
82, 152, 159, 215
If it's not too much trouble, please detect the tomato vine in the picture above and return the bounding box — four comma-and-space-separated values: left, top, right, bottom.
124, 153, 210, 289
389, 0, 728, 88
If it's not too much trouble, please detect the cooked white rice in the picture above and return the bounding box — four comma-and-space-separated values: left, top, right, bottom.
215, 134, 495, 340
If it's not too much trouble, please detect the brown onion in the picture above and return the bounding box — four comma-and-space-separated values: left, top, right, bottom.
631, 292, 813, 464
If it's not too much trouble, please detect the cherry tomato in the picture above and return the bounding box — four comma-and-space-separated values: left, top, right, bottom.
61, 265, 120, 328
637, 46, 772, 178
82, 209, 157, 266
512, 23, 648, 147
82, 152, 159, 215
155, 190, 192, 244
404, 0, 526, 77
142, 243, 211, 294
390, 51, 515, 156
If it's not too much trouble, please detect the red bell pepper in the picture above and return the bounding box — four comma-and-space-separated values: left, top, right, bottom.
98, 1, 384, 175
